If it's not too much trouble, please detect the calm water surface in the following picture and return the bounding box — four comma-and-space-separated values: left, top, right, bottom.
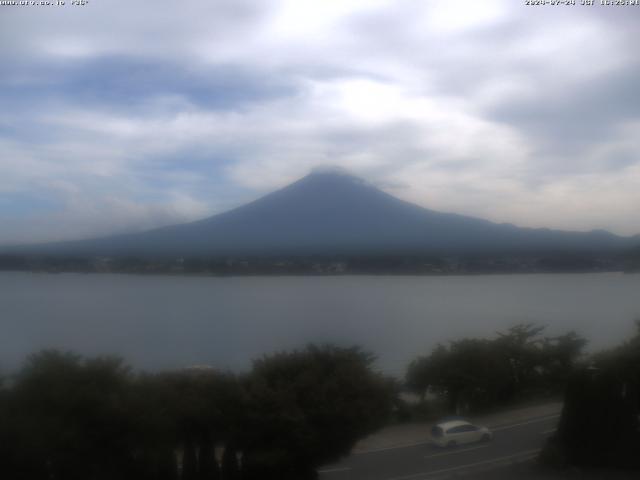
1, 272, 639, 376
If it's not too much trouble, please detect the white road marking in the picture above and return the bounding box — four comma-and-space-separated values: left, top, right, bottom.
492, 414, 560, 432
353, 440, 431, 455
424, 444, 490, 459
318, 466, 352, 474
540, 428, 557, 435
385, 449, 540, 480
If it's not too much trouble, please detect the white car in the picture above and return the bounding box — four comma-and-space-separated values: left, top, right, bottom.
430, 420, 493, 448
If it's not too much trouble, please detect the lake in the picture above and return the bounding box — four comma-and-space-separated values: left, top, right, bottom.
1, 272, 639, 376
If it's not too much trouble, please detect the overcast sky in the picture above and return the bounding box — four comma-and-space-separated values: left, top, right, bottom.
1, 0, 639, 245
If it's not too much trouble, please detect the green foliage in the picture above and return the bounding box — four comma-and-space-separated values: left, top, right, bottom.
130, 368, 244, 479
6, 350, 137, 479
0, 345, 395, 479
542, 324, 640, 470
550, 368, 640, 468
406, 323, 587, 413
240, 345, 395, 479
539, 331, 588, 390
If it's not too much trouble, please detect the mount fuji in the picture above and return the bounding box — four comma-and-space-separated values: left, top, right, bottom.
8, 171, 639, 257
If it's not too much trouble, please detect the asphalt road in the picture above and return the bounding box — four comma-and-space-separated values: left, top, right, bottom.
318, 413, 560, 480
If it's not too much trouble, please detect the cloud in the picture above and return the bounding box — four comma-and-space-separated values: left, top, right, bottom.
1, 0, 640, 245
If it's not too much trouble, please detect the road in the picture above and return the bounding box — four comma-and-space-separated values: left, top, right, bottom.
318, 413, 560, 480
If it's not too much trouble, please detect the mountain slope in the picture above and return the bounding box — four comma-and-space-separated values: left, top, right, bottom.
11, 171, 639, 257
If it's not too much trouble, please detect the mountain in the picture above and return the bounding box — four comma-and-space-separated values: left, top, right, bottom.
8, 171, 640, 257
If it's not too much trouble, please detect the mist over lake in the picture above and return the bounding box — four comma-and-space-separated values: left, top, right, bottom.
2, 271, 639, 376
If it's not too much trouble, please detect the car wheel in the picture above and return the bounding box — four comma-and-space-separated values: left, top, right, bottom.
447, 440, 457, 448
481, 434, 491, 442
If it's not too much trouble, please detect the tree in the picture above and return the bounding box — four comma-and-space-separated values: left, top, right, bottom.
240, 344, 395, 480
495, 323, 546, 392
539, 331, 588, 391
7, 350, 137, 480
136, 368, 243, 479
541, 322, 639, 470
406, 324, 587, 413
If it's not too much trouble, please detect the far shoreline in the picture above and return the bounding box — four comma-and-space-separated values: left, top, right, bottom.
0, 268, 634, 278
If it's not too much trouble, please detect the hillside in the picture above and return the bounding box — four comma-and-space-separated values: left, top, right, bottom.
6, 171, 639, 258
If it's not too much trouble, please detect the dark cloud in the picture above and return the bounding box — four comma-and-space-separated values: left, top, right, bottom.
0, 57, 298, 114
487, 61, 640, 151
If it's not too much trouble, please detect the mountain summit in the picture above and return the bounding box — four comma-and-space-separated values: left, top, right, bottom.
12, 171, 638, 257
